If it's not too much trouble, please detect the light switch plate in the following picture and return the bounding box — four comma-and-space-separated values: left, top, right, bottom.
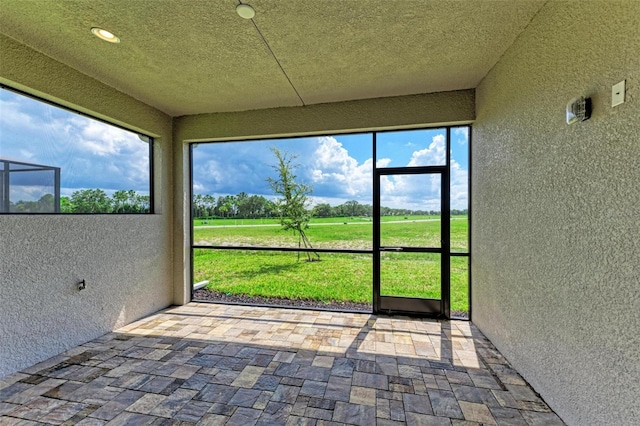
612, 80, 625, 107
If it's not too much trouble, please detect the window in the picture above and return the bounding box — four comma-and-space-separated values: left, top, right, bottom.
191, 126, 471, 318
0, 87, 153, 213
449, 126, 471, 317
191, 134, 374, 307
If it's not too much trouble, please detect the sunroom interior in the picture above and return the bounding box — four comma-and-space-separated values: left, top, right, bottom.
0, 1, 638, 424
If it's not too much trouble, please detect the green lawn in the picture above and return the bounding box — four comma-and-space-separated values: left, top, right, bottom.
194, 250, 373, 303
193, 214, 441, 227
193, 215, 468, 252
193, 215, 469, 313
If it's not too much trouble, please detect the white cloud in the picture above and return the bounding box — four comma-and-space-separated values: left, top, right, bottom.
309, 136, 372, 199
191, 142, 276, 197
376, 158, 392, 168
375, 134, 447, 210
379, 175, 395, 197
77, 118, 128, 156
1, 90, 150, 198
380, 173, 442, 212
450, 159, 469, 210
9, 185, 51, 203
373, 133, 468, 211
453, 127, 469, 143
18, 149, 35, 161
0, 98, 39, 132
197, 159, 228, 187
189, 131, 469, 212
407, 134, 446, 167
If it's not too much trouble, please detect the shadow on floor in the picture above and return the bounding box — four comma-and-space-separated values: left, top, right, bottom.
0, 303, 564, 425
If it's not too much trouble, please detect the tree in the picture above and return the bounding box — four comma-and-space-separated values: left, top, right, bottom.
203, 194, 216, 217
215, 195, 234, 218
70, 189, 112, 213
113, 190, 128, 213
267, 147, 319, 261
312, 203, 332, 218
235, 192, 249, 218
192, 194, 204, 218
133, 193, 150, 213
244, 195, 267, 218
111, 189, 147, 213
60, 196, 73, 213
343, 200, 360, 217
12, 194, 56, 212
265, 199, 277, 218
225, 195, 237, 217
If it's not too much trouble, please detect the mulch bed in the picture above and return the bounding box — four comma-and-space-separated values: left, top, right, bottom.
193, 288, 468, 319
193, 289, 371, 311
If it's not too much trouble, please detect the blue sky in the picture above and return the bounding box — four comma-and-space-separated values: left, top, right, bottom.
0, 89, 150, 201
192, 127, 469, 211
0, 88, 469, 210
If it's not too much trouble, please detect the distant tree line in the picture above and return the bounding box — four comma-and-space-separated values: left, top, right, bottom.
8, 193, 56, 213
193, 192, 468, 219
62, 189, 150, 213
193, 192, 277, 219
9, 189, 150, 213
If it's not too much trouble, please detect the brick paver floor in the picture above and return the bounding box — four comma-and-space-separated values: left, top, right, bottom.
0, 303, 565, 425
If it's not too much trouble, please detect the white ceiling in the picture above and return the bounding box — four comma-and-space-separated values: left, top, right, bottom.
0, 0, 547, 117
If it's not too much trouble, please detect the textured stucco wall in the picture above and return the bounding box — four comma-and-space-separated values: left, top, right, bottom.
473, 2, 639, 425
0, 35, 174, 377
174, 89, 475, 142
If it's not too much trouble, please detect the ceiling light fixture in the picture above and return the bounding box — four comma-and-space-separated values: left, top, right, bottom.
236, 4, 255, 20
90, 27, 120, 43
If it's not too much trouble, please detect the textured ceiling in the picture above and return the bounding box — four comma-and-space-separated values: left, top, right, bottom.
0, 0, 546, 117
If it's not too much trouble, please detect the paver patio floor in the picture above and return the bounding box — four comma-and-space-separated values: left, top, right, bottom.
0, 303, 564, 425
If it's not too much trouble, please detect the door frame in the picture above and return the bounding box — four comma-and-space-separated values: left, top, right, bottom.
373, 165, 450, 318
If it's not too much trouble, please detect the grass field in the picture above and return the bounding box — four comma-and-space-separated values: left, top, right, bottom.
193, 214, 441, 227
194, 215, 468, 252
193, 215, 469, 313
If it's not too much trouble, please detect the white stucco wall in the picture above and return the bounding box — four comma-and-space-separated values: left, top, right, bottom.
0, 35, 174, 377
472, 2, 639, 425
175, 89, 475, 142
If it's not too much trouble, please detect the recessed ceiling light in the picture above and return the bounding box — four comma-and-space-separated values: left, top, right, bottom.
236, 4, 255, 19
91, 27, 120, 43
